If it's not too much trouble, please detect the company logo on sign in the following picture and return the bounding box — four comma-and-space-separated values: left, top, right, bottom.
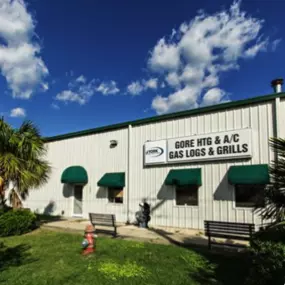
144, 129, 252, 165
146, 147, 164, 157
144, 140, 167, 165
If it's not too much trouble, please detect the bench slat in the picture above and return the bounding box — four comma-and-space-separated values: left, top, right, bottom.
205, 232, 251, 238
204, 220, 254, 226
89, 213, 117, 237
90, 214, 114, 217
206, 233, 251, 241
204, 222, 254, 228
90, 214, 115, 219
90, 215, 115, 220
205, 229, 253, 236
205, 223, 254, 228
205, 223, 253, 226
92, 218, 114, 222
205, 227, 253, 233
204, 220, 254, 249
205, 226, 253, 232
90, 219, 115, 224
205, 226, 254, 232
92, 221, 114, 226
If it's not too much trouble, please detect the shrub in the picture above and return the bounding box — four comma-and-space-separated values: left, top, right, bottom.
253, 222, 285, 244
0, 209, 37, 237
246, 240, 285, 285
0, 204, 12, 216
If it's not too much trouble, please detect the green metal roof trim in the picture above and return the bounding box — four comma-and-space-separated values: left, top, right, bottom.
45, 92, 285, 143
228, 164, 270, 185
165, 168, 202, 186
97, 172, 125, 188
61, 166, 88, 184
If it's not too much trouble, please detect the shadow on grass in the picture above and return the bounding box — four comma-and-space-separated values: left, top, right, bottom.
36, 213, 64, 225
0, 242, 36, 273
149, 227, 250, 285
192, 246, 249, 285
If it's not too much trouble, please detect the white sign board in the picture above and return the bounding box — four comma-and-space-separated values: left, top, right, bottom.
144, 140, 167, 165
144, 129, 252, 165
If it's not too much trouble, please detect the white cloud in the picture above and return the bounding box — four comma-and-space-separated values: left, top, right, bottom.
272, 38, 281, 51
201, 88, 227, 106
147, 1, 276, 114
148, 38, 180, 72
42, 83, 49, 91
127, 78, 158, 95
75, 75, 86, 84
68, 75, 87, 89
152, 87, 200, 115
0, 0, 48, 98
56, 78, 96, 105
96, 81, 120, 95
166, 72, 180, 88
180, 66, 204, 85
55, 77, 120, 105
243, 40, 268, 58
127, 81, 144, 96
144, 78, 158, 89
10, 107, 26, 117
56, 90, 86, 105
51, 103, 60, 110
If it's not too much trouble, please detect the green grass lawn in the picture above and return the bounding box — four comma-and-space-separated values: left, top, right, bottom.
0, 229, 248, 285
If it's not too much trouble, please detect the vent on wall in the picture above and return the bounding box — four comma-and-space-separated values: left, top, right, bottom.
110, 140, 118, 148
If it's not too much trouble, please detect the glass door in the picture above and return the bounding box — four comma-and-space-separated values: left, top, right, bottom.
73, 185, 83, 216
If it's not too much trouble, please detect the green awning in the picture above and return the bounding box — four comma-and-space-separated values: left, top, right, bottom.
61, 166, 88, 184
228, 164, 269, 185
97, 172, 125, 188
165, 168, 202, 186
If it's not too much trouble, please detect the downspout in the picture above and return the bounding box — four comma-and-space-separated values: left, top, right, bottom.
271, 78, 283, 139
126, 124, 132, 224
257, 79, 282, 227
265, 80, 282, 226
274, 97, 280, 139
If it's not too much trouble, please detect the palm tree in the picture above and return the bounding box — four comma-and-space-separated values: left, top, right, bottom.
258, 137, 285, 223
0, 118, 50, 208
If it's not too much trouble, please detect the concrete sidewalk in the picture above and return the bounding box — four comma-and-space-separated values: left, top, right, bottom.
42, 219, 208, 246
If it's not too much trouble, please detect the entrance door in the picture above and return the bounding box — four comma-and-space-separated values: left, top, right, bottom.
73, 185, 83, 216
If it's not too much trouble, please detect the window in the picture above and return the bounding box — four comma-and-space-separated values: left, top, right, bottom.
108, 188, 123, 204
176, 185, 198, 206
235, 184, 265, 208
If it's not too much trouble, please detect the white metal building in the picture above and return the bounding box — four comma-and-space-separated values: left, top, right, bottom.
24, 83, 285, 230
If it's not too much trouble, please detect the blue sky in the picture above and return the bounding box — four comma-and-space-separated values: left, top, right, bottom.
0, 0, 284, 136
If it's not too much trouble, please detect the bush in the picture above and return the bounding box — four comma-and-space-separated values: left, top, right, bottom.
246, 240, 285, 285
0, 209, 37, 237
253, 222, 285, 244
0, 204, 12, 216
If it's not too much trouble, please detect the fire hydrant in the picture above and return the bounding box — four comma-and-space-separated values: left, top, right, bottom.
82, 224, 97, 255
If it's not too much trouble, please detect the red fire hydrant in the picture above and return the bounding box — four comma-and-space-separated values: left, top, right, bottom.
82, 224, 97, 255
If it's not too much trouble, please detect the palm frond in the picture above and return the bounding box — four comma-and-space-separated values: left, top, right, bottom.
18, 120, 41, 138
269, 137, 285, 158
0, 118, 50, 207
259, 137, 285, 222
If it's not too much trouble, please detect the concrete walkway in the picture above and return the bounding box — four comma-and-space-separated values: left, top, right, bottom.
42, 219, 208, 246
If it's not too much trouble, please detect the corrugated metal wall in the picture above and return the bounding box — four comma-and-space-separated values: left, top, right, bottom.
24, 128, 129, 222
25, 99, 277, 229
129, 101, 275, 229
279, 98, 285, 138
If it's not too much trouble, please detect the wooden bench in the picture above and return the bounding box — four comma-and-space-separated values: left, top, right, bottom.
204, 220, 255, 249
89, 213, 117, 237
